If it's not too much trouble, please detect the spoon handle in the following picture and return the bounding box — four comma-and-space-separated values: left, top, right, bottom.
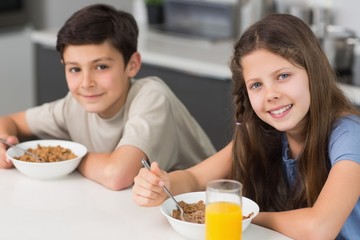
0, 138, 42, 162
141, 159, 183, 210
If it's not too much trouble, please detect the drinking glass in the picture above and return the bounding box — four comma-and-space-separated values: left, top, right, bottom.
205, 179, 242, 240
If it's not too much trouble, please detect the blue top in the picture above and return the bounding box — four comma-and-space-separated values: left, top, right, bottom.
282, 115, 360, 240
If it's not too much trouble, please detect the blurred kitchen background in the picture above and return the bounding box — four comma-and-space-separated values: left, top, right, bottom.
1, 0, 360, 150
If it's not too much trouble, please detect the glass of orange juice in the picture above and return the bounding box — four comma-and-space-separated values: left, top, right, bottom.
205, 179, 242, 240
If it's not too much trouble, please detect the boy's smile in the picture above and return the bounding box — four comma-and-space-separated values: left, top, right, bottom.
62, 41, 139, 119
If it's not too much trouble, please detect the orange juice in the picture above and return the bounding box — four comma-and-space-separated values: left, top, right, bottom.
205, 201, 242, 240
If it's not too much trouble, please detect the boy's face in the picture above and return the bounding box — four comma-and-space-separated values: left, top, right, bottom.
62, 41, 140, 119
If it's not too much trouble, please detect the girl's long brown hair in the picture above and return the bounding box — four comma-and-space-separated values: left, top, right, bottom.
230, 13, 359, 211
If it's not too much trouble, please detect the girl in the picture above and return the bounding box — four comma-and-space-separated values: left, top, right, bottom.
132, 14, 360, 239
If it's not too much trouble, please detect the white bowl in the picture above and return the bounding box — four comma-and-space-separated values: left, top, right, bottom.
160, 191, 259, 240
6, 139, 87, 180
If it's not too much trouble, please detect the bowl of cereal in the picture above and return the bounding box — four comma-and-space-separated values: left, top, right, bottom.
160, 191, 259, 240
6, 139, 87, 180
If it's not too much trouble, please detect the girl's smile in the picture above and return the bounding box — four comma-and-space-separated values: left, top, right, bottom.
268, 104, 293, 118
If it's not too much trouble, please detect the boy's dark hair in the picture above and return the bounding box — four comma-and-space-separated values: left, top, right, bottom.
56, 4, 138, 66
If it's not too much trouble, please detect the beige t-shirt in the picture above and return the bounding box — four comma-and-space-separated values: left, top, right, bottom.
26, 77, 216, 171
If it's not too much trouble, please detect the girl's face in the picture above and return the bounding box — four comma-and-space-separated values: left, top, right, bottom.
242, 49, 310, 134
63, 41, 139, 119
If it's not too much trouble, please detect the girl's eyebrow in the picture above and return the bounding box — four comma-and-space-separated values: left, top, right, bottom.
245, 67, 293, 84
245, 77, 259, 85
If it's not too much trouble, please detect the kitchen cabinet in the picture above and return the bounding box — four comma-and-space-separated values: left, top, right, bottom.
35, 44, 67, 104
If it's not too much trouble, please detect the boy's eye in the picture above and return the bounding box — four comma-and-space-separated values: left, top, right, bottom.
69, 67, 80, 73
96, 64, 108, 70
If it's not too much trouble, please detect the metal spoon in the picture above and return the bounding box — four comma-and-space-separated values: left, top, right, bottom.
0, 138, 43, 162
141, 159, 186, 221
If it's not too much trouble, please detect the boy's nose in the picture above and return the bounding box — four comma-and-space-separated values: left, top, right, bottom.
81, 73, 95, 88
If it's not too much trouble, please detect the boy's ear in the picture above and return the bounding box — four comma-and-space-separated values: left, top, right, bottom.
127, 52, 141, 77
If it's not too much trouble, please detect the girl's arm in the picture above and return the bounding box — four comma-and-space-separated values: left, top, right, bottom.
253, 160, 360, 240
133, 142, 233, 207
180, 141, 234, 192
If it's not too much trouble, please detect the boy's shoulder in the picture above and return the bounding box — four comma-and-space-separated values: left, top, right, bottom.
131, 76, 170, 93
132, 76, 166, 86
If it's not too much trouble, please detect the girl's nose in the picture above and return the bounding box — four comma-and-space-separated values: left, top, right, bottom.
265, 86, 280, 101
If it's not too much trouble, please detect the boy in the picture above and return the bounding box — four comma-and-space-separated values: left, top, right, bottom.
0, 4, 215, 190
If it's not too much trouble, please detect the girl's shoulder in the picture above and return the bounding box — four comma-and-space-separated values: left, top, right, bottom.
329, 114, 360, 165
333, 114, 360, 131
330, 114, 360, 149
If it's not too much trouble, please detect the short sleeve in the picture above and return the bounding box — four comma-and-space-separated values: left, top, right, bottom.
26, 95, 71, 140
329, 116, 360, 165
118, 82, 178, 170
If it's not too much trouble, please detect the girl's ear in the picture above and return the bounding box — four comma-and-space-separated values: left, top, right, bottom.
127, 52, 141, 77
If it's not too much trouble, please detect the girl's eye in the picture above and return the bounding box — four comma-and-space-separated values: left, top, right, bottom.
69, 67, 80, 73
278, 73, 289, 80
250, 82, 262, 89
96, 64, 108, 70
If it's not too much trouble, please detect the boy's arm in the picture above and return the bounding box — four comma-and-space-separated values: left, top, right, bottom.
77, 145, 146, 190
0, 112, 32, 137
0, 111, 33, 168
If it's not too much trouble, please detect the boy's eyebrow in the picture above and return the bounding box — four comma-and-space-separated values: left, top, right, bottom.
92, 57, 114, 63
64, 57, 114, 65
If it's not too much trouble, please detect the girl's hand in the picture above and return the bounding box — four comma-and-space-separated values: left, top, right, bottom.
132, 161, 170, 207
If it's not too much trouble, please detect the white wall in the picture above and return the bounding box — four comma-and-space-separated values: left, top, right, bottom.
306, 0, 360, 40
29, 0, 132, 30
333, 1, 360, 39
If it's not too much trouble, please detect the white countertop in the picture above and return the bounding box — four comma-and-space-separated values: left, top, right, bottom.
0, 169, 291, 240
30, 26, 360, 105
